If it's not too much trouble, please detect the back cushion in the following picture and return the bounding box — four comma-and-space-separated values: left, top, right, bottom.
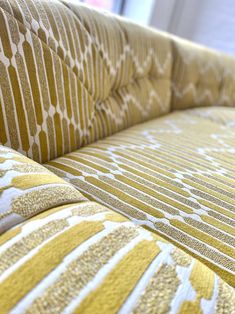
0, 0, 172, 163
171, 36, 235, 110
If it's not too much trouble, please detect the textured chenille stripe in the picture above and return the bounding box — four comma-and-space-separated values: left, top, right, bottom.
46, 109, 235, 287
0, 202, 234, 313
0, 0, 172, 162
0, 146, 85, 233
1, 0, 235, 163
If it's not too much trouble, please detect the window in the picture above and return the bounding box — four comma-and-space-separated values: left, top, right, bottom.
80, 0, 125, 14
78, 0, 155, 25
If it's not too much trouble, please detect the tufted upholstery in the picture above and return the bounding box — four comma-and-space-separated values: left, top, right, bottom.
1, 0, 235, 164
0, 0, 172, 163
0, 1, 235, 313
172, 37, 235, 109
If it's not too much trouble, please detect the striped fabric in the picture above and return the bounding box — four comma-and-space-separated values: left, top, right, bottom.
0, 0, 235, 163
0, 145, 85, 233
0, 0, 171, 163
0, 0, 235, 312
171, 36, 235, 110
187, 106, 235, 128
0, 201, 234, 313
46, 108, 235, 287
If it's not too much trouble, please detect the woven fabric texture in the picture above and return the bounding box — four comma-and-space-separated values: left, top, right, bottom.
0, 145, 85, 233
0, 201, 234, 314
171, 36, 235, 110
0, 0, 235, 163
0, 0, 235, 311
0, 0, 171, 163
46, 108, 235, 287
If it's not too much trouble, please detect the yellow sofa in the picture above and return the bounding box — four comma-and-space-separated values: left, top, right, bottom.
0, 0, 234, 313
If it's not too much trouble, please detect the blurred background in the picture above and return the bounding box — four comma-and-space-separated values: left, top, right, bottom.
77, 0, 235, 55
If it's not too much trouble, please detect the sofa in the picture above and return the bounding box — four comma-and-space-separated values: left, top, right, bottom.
0, 0, 234, 313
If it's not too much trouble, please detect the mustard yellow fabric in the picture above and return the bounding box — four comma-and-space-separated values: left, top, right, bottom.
46, 108, 235, 287
0, 0, 235, 163
186, 106, 235, 127
0, 145, 85, 233
0, 0, 235, 312
0, 201, 234, 313
0, 0, 171, 163
172, 36, 235, 110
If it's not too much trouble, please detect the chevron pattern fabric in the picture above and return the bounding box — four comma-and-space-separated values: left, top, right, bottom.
172, 37, 235, 110
0, 0, 235, 163
0, 0, 235, 312
0, 201, 234, 314
0, 0, 171, 163
0, 145, 85, 233
46, 108, 235, 287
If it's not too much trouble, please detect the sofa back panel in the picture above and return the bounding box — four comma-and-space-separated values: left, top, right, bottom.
0, 0, 172, 163
172, 36, 235, 110
68, 3, 172, 87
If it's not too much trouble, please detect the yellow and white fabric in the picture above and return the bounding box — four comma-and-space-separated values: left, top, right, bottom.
0, 0, 235, 163
46, 108, 235, 287
0, 0, 171, 163
171, 36, 235, 110
0, 0, 235, 312
0, 201, 234, 314
0, 145, 85, 233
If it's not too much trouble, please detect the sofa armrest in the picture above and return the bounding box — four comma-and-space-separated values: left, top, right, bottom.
0, 146, 85, 233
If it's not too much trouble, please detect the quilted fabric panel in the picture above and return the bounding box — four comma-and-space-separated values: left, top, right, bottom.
172, 36, 235, 110
46, 109, 235, 287
0, 201, 234, 313
0, 145, 85, 233
0, 0, 172, 162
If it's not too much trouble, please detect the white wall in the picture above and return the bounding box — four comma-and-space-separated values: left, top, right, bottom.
150, 0, 235, 55
187, 0, 235, 55
123, 0, 155, 26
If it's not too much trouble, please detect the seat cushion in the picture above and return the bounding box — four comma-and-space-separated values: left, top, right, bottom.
46, 107, 235, 286
0, 201, 234, 313
187, 106, 235, 127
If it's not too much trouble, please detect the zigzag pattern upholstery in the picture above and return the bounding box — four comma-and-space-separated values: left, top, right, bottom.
46, 108, 235, 287
172, 37, 235, 110
0, 198, 234, 313
0, 0, 172, 163
0, 0, 235, 313
1, 0, 235, 164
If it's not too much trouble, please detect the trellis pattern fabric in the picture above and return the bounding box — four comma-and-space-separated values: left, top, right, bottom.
46, 108, 235, 287
0, 0, 171, 163
0, 0, 235, 312
0, 0, 235, 163
0, 145, 85, 233
171, 37, 235, 110
0, 201, 234, 314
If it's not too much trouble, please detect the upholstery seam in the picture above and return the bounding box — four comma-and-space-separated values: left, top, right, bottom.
0, 7, 94, 100
59, 0, 170, 94
59, 0, 113, 88
0, 5, 95, 101
1, 3, 171, 108
1, 4, 169, 105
